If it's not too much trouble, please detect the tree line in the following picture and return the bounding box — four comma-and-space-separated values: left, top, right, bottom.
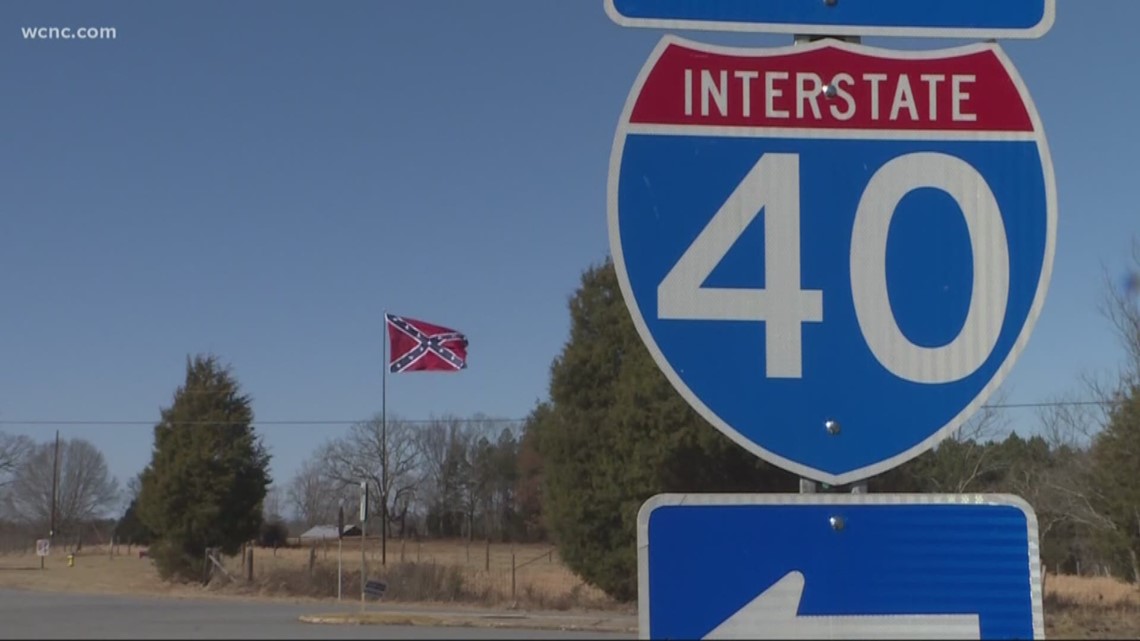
283, 413, 541, 543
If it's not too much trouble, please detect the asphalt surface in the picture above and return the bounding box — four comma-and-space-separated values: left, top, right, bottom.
0, 589, 635, 639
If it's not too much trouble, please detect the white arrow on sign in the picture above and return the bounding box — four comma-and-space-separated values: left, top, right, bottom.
703, 571, 981, 640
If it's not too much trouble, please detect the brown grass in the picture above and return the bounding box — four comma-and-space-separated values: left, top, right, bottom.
4, 541, 1137, 637
0, 543, 200, 598
1045, 573, 1140, 639
1047, 573, 1140, 607
213, 538, 618, 611
0, 538, 621, 612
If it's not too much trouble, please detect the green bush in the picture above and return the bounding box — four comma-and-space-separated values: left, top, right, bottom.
148, 539, 204, 583
258, 520, 289, 548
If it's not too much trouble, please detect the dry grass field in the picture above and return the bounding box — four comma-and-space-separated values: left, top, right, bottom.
1045, 574, 1140, 639
214, 537, 619, 610
0, 538, 620, 612
1, 540, 1138, 636
0, 543, 192, 599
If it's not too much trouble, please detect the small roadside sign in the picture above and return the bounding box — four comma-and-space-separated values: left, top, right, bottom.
360, 481, 369, 522
35, 539, 50, 557
364, 579, 388, 600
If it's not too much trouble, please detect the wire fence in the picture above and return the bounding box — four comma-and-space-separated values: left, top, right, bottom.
0, 527, 618, 611
0, 521, 115, 556
207, 536, 615, 610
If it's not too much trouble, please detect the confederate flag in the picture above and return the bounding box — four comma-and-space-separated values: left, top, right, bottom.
385, 313, 469, 373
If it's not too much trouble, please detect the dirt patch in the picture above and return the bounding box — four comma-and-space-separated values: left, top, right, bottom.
297, 611, 637, 633
1046, 603, 1140, 639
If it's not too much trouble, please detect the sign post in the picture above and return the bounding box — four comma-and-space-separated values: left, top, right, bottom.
337, 504, 344, 601
36, 538, 49, 570
359, 481, 368, 610
606, 2, 1058, 639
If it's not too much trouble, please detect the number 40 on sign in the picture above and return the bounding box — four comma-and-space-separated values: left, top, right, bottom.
660, 149, 1008, 384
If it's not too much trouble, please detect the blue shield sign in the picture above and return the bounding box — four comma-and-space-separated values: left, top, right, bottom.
638, 493, 1045, 640
604, 0, 1055, 39
607, 37, 1057, 484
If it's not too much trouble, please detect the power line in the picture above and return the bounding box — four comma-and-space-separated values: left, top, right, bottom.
0, 417, 528, 427
986, 400, 1121, 409
0, 399, 1125, 428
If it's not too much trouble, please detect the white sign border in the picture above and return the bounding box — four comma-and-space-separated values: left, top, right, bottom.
605, 35, 1059, 486
636, 492, 1046, 640
603, 0, 1056, 40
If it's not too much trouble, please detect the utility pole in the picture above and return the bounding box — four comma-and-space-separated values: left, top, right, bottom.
381, 418, 387, 567
49, 431, 60, 545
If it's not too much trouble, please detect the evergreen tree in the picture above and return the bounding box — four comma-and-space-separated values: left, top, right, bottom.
136, 354, 272, 581
114, 499, 155, 545
1089, 383, 1140, 583
531, 259, 797, 602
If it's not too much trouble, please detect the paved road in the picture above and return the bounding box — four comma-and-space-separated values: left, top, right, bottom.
0, 589, 635, 640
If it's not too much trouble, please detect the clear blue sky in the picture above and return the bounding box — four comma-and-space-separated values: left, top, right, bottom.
0, 1, 1136, 509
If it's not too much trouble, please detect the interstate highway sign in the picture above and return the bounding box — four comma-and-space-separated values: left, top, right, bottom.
604, 0, 1055, 39
607, 37, 1056, 485
638, 494, 1046, 640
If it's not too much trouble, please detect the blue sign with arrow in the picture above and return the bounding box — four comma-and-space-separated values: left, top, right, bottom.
605, 0, 1056, 39
637, 494, 1045, 640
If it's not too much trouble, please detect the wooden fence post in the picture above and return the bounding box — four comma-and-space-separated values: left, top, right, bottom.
246, 545, 254, 583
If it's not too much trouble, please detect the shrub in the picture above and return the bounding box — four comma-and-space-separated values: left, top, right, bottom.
149, 539, 204, 583
258, 520, 289, 548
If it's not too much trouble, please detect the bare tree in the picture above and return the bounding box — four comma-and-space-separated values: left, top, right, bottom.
125, 473, 143, 503
1019, 244, 1140, 579
1016, 396, 1105, 528
4, 438, 119, 538
1099, 238, 1140, 385
263, 485, 285, 522
0, 432, 33, 487
917, 389, 1013, 494
320, 415, 422, 552
414, 415, 476, 538
287, 456, 340, 528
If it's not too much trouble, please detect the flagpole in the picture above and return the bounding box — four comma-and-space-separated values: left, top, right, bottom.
381, 311, 388, 567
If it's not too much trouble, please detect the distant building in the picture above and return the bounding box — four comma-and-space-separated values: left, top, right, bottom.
298, 524, 362, 540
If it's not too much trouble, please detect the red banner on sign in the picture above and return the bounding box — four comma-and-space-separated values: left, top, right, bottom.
629, 41, 1034, 133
